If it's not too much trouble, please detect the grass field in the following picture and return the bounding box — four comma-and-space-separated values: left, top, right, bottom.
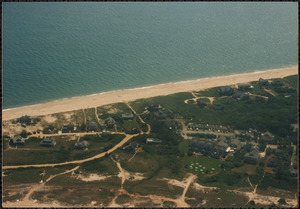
182, 155, 222, 176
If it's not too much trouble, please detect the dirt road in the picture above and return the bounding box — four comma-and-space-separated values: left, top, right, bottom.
23, 166, 79, 201
3, 133, 139, 170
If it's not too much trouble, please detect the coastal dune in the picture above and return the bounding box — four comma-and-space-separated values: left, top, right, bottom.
2, 66, 298, 121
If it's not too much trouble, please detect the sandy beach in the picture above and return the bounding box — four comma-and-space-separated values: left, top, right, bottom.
2, 66, 298, 121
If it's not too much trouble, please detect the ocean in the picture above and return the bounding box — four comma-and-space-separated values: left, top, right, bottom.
3, 2, 298, 109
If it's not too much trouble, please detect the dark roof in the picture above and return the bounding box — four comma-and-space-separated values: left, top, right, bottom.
218, 86, 234, 96
40, 138, 56, 147
259, 78, 269, 86
17, 115, 31, 124
238, 84, 251, 90
271, 80, 283, 86
155, 110, 167, 119
148, 102, 160, 111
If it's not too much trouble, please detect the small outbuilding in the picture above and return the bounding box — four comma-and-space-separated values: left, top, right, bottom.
62, 124, 74, 133
40, 138, 56, 147
74, 140, 89, 150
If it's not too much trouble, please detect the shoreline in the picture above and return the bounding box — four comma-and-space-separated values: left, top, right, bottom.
2, 65, 298, 121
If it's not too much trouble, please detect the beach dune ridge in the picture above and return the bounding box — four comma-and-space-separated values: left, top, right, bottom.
2, 66, 298, 121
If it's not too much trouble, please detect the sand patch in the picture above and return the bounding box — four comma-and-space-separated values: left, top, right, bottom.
75, 173, 110, 182
42, 115, 57, 123
192, 182, 218, 192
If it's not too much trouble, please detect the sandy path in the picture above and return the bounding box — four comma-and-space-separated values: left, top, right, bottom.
22, 166, 79, 201
3, 133, 139, 170
184, 96, 215, 104
180, 174, 198, 205
3, 66, 297, 121
125, 102, 145, 124
263, 88, 278, 96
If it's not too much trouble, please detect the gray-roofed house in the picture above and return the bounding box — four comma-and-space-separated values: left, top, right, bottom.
230, 138, 242, 149
271, 80, 283, 86
215, 141, 229, 156
62, 124, 74, 133
259, 78, 269, 86
196, 99, 207, 108
74, 140, 89, 150
218, 86, 234, 96
148, 102, 160, 111
122, 113, 134, 120
40, 138, 56, 147
165, 121, 177, 130
261, 131, 274, 143
87, 122, 98, 132
10, 135, 25, 145
105, 117, 115, 128
146, 138, 162, 144
244, 147, 260, 164
238, 84, 252, 91
124, 142, 138, 152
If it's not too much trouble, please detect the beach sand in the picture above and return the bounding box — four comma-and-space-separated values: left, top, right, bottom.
2, 66, 298, 121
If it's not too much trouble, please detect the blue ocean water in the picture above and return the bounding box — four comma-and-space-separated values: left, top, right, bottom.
3, 2, 298, 109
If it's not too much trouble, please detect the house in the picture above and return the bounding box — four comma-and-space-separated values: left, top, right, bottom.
146, 138, 162, 144
244, 147, 260, 164
10, 135, 25, 145
87, 122, 98, 132
104, 117, 115, 128
232, 93, 249, 101
124, 142, 138, 152
155, 110, 167, 120
189, 139, 215, 156
259, 78, 269, 86
122, 113, 134, 120
165, 121, 177, 130
16, 115, 32, 125
148, 102, 160, 111
215, 141, 229, 156
261, 131, 274, 143
74, 140, 89, 150
218, 86, 234, 96
196, 99, 207, 108
271, 80, 283, 86
229, 138, 242, 149
40, 138, 56, 147
101, 130, 111, 137
238, 84, 252, 91
62, 124, 74, 133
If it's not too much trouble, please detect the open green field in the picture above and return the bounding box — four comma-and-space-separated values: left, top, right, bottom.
3, 134, 125, 165
182, 155, 222, 176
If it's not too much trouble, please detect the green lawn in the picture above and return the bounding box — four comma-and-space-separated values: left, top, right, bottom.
182, 155, 222, 176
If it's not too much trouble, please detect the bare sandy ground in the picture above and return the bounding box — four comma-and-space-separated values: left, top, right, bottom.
3, 66, 297, 121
